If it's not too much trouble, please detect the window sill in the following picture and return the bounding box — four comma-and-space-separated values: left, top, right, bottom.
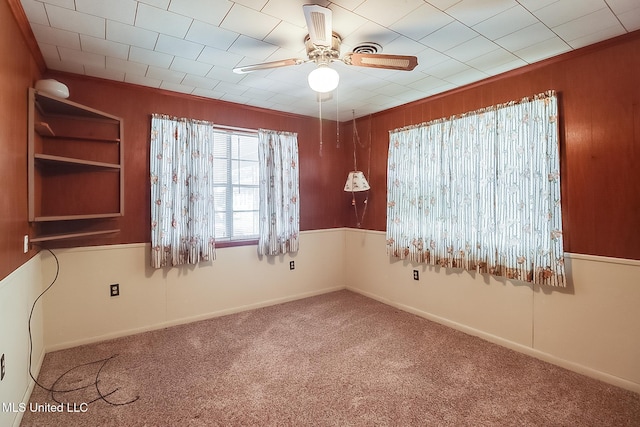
216, 239, 258, 249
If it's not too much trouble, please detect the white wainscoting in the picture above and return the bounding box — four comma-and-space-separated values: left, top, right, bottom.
40, 229, 347, 351
0, 255, 43, 427
344, 229, 640, 393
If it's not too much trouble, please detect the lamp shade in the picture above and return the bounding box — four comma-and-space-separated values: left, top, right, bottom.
308, 64, 339, 93
344, 171, 370, 192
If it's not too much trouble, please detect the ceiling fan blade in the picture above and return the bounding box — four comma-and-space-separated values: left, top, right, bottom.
344, 53, 418, 71
233, 58, 306, 74
303, 4, 332, 47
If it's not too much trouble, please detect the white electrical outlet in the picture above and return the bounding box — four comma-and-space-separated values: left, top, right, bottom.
23, 235, 29, 253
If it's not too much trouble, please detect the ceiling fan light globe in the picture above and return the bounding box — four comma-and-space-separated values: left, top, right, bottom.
308, 65, 339, 93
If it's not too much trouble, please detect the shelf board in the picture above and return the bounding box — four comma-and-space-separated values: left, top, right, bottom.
33, 213, 122, 222
34, 153, 121, 169
35, 121, 55, 136
30, 229, 120, 243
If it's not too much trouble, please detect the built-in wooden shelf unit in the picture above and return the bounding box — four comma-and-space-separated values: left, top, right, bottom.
27, 87, 124, 244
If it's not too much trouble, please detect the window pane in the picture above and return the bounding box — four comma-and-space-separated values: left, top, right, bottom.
214, 212, 228, 239
238, 160, 259, 185
232, 186, 259, 211
212, 158, 228, 184
232, 211, 259, 237
213, 186, 227, 210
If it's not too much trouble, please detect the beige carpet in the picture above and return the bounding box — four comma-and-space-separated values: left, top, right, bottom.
21, 290, 640, 426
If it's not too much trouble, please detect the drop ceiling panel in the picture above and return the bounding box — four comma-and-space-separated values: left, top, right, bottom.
17, 0, 639, 121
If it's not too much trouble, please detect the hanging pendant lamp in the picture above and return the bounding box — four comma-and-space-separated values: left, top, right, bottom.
345, 111, 370, 227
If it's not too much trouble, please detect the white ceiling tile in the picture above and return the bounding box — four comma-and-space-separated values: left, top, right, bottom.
532, 0, 605, 28
39, 0, 74, 9
182, 74, 219, 90
515, 0, 558, 12
135, 3, 193, 38
170, 57, 212, 76
445, 67, 489, 86
220, 3, 280, 40
445, 0, 517, 26
37, 43, 60, 61
192, 87, 226, 99
206, 66, 245, 84
30, 23, 81, 49
45, 4, 105, 38
446, 36, 500, 62
413, 47, 451, 73
168, 0, 233, 26
233, 0, 269, 11
481, 58, 528, 76
263, 21, 308, 55
45, 58, 85, 74
185, 20, 239, 51
124, 73, 162, 88
261, 0, 327, 26
20, 0, 49, 25
389, 3, 454, 41
514, 36, 571, 63
420, 21, 478, 52
146, 65, 186, 83
565, 25, 627, 48
159, 81, 195, 95
341, 20, 400, 50
494, 22, 556, 51
58, 46, 105, 68
80, 35, 129, 59
106, 21, 158, 50
553, 8, 623, 43
106, 56, 148, 76
329, 4, 369, 40
228, 35, 279, 62
618, 6, 640, 31
84, 65, 125, 81
606, 0, 639, 13
129, 46, 173, 68
155, 34, 205, 60
353, 0, 424, 27
423, 58, 471, 80
466, 48, 524, 73
198, 47, 244, 68
472, 5, 539, 40
75, 0, 137, 25
138, 0, 170, 9
215, 81, 249, 96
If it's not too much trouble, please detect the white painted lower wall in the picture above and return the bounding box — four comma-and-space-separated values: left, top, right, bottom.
3, 227, 639, 427
0, 255, 44, 427
40, 229, 347, 351
344, 229, 640, 393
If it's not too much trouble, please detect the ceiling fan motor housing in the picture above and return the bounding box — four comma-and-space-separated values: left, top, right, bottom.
305, 33, 342, 64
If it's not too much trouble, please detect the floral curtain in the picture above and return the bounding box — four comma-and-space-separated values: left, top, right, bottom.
150, 114, 216, 268
257, 129, 300, 256
386, 91, 565, 287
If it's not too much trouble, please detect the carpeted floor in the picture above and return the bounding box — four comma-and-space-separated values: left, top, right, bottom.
21, 290, 640, 426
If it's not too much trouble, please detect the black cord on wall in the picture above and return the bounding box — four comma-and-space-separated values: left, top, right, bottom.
28, 246, 139, 407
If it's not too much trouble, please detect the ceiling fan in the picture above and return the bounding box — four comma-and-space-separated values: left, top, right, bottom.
232, 4, 418, 93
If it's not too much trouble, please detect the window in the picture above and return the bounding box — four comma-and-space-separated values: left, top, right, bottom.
386, 91, 565, 287
150, 115, 298, 268
212, 130, 259, 242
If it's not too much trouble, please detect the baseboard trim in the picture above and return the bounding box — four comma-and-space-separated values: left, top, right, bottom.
13, 346, 46, 427
346, 286, 640, 395
46, 286, 346, 353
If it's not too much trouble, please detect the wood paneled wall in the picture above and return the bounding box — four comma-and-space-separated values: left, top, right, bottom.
39, 71, 349, 248
0, 0, 42, 281
344, 31, 640, 261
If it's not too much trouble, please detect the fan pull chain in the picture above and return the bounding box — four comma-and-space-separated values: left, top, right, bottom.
318, 94, 323, 157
